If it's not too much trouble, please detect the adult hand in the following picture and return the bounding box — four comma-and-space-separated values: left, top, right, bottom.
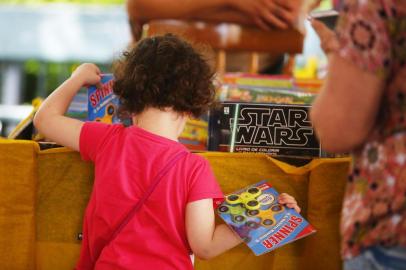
232, 0, 301, 30
71, 63, 102, 87
311, 19, 339, 54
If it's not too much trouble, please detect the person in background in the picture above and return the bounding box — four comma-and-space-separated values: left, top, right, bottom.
126, 0, 304, 74
33, 34, 301, 269
310, 0, 406, 269
126, 0, 302, 40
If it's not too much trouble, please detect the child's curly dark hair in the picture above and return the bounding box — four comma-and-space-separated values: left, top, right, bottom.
113, 33, 216, 118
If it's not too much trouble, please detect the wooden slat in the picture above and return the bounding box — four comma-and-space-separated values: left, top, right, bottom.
145, 20, 304, 54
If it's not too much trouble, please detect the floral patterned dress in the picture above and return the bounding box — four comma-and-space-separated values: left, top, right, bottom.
335, 0, 406, 260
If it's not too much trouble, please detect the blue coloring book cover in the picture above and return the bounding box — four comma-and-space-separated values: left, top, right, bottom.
87, 74, 120, 123
215, 180, 316, 256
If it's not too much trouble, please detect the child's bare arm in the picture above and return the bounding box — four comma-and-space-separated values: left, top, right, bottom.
186, 199, 243, 260
33, 63, 101, 151
186, 193, 301, 260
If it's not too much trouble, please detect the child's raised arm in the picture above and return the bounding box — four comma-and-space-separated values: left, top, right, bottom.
33, 63, 101, 151
186, 193, 301, 260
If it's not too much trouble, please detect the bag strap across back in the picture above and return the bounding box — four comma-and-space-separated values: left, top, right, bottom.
93, 150, 187, 264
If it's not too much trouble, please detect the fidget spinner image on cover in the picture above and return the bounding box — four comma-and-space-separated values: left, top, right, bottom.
218, 186, 284, 227
217, 204, 247, 223
95, 103, 116, 123
218, 187, 262, 223
246, 203, 284, 227
230, 221, 260, 243
226, 187, 262, 210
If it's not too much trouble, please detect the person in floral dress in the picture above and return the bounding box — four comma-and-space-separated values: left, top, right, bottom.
310, 0, 406, 269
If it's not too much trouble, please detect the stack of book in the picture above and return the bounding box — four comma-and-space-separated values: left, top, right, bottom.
209, 74, 324, 157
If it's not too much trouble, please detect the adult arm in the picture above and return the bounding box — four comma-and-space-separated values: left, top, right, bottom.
33, 63, 101, 151
126, 0, 302, 30
310, 54, 384, 153
309, 19, 385, 153
127, 0, 232, 22
189, 7, 254, 26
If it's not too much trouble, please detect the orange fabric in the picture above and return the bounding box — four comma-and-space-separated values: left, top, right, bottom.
0, 140, 38, 270
0, 141, 350, 270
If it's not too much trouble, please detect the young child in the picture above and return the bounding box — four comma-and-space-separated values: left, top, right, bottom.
34, 34, 301, 269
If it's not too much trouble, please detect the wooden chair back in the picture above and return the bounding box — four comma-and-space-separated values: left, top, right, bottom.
144, 20, 304, 75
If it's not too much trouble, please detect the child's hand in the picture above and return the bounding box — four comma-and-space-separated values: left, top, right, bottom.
278, 193, 301, 213
71, 63, 102, 87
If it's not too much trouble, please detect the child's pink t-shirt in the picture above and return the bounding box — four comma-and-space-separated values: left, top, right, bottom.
75, 122, 223, 270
